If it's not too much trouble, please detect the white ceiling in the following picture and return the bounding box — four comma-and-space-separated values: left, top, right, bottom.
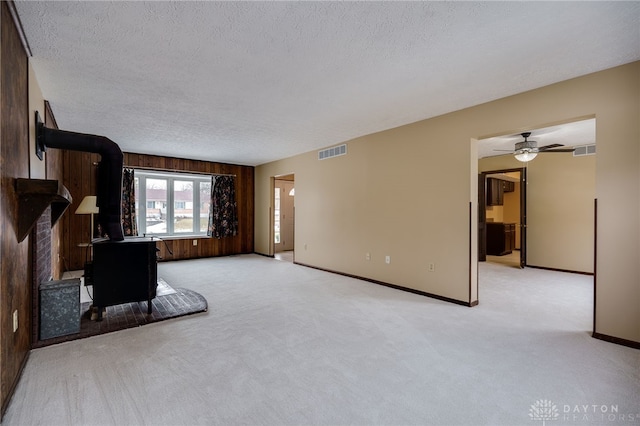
15, 1, 640, 166
477, 118, 596, 159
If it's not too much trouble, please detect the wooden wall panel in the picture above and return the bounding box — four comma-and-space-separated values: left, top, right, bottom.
123, 152, 255, 262
60, 151, 98, 271
0, 1, 31, 415
62, 152, 254, 268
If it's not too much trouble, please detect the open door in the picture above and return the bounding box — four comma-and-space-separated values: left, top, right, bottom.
478, 173, 487, 261
478, 168, 526, 268
519, 168, 527, 268
274, 175, 295, 253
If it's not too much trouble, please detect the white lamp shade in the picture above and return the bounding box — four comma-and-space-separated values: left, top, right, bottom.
514, 152, 538, 162
75, 196, 99, 214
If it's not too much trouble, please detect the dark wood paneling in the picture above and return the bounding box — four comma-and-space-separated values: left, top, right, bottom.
61, 151, 98, 271
62, 152, 254, 267
123, 153, 255, 261
1, 1, 31, 415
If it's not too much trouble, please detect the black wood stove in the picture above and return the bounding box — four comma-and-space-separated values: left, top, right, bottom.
90, 237, 160, 320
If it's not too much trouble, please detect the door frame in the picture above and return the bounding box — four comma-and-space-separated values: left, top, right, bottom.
478, 167, 527, 268
271, 174, 295, 257
269, 176, 275, 257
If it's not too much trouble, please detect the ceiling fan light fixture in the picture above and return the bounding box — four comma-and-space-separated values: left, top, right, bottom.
515, 140, 537, 151
514, 151, 538, 162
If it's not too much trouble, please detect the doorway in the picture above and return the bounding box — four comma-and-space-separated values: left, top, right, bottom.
274, 174, 295, 260
478, 168, 526, 269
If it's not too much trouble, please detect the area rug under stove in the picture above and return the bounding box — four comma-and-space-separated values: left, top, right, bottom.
34, 280, 207, 348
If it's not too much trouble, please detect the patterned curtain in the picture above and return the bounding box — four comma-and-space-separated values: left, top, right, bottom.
208, 175, 238, 238
121, 168, 138, 236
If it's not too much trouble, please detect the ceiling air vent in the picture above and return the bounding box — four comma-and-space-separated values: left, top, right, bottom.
318, 144, 347, 160
573, 144, 596, 157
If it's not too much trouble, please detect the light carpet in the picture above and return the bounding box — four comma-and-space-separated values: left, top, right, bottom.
4, 254, 639, 425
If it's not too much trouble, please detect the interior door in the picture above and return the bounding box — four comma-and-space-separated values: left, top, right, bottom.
274, 179, 295, 253
520, 168, 527, 268
479, 168, 526, 267
281, 181, 294, 251
478, 173, 487, 261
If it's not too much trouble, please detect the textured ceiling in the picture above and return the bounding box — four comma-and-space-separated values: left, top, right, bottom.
478, 118, 596, 159
15, 1, 640, 166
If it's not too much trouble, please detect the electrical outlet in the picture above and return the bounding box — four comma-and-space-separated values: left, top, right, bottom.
192, 239, 198, 246
12, 310, 18, 333
385, 256, 391, 264
366, 253, 371, 261
428, 263, 435, 272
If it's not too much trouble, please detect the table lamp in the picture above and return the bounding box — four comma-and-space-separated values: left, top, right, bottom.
75, 195, 99, 242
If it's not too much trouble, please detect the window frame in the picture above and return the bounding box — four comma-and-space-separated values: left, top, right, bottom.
135, 170, 213, 237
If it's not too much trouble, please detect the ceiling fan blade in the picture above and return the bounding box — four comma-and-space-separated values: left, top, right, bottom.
493, 149, 516, 152
538, 143, 564, 151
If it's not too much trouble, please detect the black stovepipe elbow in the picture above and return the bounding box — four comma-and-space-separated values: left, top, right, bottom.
41, 127, 124, 241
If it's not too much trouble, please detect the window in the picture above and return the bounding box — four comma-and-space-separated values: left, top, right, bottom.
199, 181, 211, 232
135, 170, 212, 236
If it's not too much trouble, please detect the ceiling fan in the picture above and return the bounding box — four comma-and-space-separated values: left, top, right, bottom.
496, 132, 575, 162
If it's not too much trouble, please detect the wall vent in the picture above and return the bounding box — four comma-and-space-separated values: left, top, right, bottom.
573, 144, 596, 157
318, 144, 347, 160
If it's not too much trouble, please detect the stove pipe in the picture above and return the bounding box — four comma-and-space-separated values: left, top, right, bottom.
37, 117, 124, 241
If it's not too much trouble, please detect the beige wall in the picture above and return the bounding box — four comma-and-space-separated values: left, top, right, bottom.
486, 205, 504, 223
256, 62, 640, 343
480, 153, 595, 272
529, 154, 596, 273
258, 121, 477, 303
